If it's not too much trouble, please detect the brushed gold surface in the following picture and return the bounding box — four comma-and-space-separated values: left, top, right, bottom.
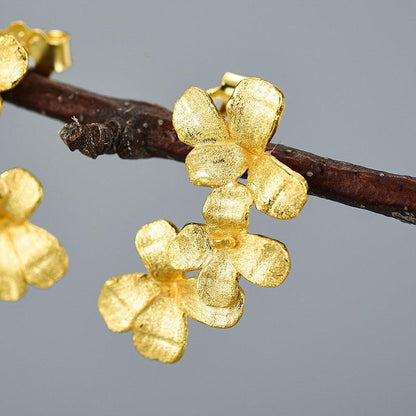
173, 87, 230, 147
247, 153, 308, 219
133, 295, 187, 363
227, 77, 285, 154
203, 183, 253, 236
172, 75, 308, 219
0, 35, 28, 92
168, 223, 211, 271
97, 273, 158, 332
98, 220, 244, 363
169, 183, 291, 295
177, 277, 245, 328
0, 168, 68, 301
185, 144, 248, 187
0, 34, 28, 113
227, 233, 290, 287
197, 249, 240, 308
170, 75, 307, 318
101, 75, 309, 363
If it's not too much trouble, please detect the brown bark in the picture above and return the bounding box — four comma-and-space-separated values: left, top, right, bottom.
3, 71, 416, 225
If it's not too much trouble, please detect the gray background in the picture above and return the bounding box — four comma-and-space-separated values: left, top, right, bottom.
1, 1, 415, 415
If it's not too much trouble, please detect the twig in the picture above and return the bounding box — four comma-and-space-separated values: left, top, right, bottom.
3, 71, 416, 225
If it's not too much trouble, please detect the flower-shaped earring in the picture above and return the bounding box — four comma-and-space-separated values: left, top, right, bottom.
173, 74, 308, 219
0, 22, 72, 301
98, 73, 308, 363
0, 168, 68, 301
169, 183, 290, 309
168, 73, 308, 310
98, 220, 244, 363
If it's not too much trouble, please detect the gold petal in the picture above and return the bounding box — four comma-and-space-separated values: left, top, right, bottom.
203, 182, 253, 235
177, 277, 245, 328
0, 223, 27, 301
135, 220, 179, 278
227, 77, 285, 153
172, 87, 230, 147
0, 176, 9, 203
8, 222, 68, 289
133, 295, 187, 363
98, 273, 159, 333
228, 232, 290, 287
197, 250, 240, 308
0, 168, 43, 223
0, 35, 29, 92
247, 153, 308, 219
168, 223, 211, 271
185, 144, 249, 187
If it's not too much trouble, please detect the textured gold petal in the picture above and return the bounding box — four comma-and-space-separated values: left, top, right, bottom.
98, 273, 159, 333
172, 87, 230, 147
168, 223, 211, 271
228, 233, 290, 287
203, 182, 253, 235
8, 222, 68, 289
197, 250, 240, 308
135, 220, 179, 278
0, 35, 28, 92
0, 177, 9, 204
177, 277, 245, 328
0, 168, 43, 223
247, 153, 308, 219
133, 295, 187, 363
185, 144, 249, 187
227, 77, 285, 153
0, 223, 27, 301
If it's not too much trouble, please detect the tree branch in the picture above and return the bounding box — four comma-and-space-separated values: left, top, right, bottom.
3, 71, 416, 225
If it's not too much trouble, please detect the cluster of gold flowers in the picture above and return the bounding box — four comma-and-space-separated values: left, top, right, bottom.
0, 22, 71, 301
98, 76, 308, 363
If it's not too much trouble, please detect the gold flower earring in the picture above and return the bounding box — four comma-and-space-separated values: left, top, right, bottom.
0, 22, 71, 300
0, 169, 68, 301
169, 73, 308, 307
98, 73, 308, 363
98, 220, 244, 363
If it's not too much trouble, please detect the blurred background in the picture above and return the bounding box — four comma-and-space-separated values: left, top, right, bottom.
1, 1, 415, 415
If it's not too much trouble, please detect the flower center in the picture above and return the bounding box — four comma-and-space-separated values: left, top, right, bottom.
212, 236, 237, 249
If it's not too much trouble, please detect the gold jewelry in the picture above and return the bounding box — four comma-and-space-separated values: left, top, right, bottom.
0, 21, 71, 76
98, 73, 308, 363
0, 168, 68, 301
173, 72, 308, 218
0, 21, 71, 113
0, 34, 28, 113
98, 220, 244, 363
0, 22, 71, 300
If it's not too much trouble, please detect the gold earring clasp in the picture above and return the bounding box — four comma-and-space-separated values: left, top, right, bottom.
206, 72, 247, 114
0, 21, 72, 76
